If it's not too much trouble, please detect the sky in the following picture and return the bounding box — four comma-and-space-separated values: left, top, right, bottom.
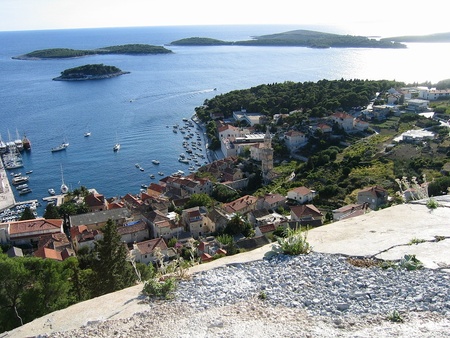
1, 0, 449, 37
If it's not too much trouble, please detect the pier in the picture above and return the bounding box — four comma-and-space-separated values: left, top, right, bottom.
0, 160, 16, 212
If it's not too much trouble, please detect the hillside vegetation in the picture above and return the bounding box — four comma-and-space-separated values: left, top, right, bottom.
171, 29, 406, 49
13, 44, 172, 59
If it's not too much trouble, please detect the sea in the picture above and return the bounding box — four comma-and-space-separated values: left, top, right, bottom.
0, 25, 448, 216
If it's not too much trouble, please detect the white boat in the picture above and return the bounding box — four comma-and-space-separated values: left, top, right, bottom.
150, 174, 155, 179
84, 131, 91, 137
152, 160, 160, 165
16, 184, 28, 190
12, 176, 29, 185
19, 188, 32, 195
113, 132, 120, 151
48, 188, 56, 195
60, 165, 69, 194
178, 158, 189, 164
51, 142, 69, 152
158, 171, 164, 176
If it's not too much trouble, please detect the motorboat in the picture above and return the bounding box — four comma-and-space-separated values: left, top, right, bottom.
16, 184, 28, 190
152, 160, 160, 165
19, 187, 32, 195
84, 132, 91, 137
48, 188, 56, 195
113, 143, 120, 151
51, 142, 69, 152
12, 176, 29, 185
149, 174, 155, 179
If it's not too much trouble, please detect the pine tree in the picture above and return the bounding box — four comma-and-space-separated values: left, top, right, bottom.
92, 219, 135, 296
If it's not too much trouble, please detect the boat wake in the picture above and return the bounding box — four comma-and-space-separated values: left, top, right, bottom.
128, 88, 217, 103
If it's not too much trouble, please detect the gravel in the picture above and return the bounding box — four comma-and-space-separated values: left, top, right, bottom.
44, 252, 450, 338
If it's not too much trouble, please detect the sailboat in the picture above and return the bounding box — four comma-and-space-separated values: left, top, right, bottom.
113, 132, 120, 151
60, 165, 69, 194
84, 124, 91, 137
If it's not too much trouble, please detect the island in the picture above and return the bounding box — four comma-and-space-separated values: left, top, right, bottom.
52, 64, 130, 81
12, 44, 173, 60
380, 32, 450, 43
170, 29, 407, 49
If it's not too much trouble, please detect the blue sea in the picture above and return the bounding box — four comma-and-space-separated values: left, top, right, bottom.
0, 25, 448, 216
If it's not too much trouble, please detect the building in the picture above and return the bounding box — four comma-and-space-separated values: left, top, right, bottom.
287, 186, 317, 204
130, 238, 173, 265
69, 208, 132, 231
284, 130, 307, 151
260, 128, 274, 184
3, 218, 63, 246
357, 186, 388, 210
290, 204, 323, 227
181, 206, 214, 238
223, 195, 259, 215
330, 112, 354, 131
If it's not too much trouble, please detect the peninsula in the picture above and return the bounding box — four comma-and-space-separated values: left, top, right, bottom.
12, 44, 173, 60
52, 64, 129, 81
170, 29, 407, 48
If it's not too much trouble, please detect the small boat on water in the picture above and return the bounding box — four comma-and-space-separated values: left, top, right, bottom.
178, 158, 189, 164
140, 167, 145, 172
16, 184, 28, 190
48, 188, 56, 195
113, 143, 120, 151
51, 142, 69, 152
12, 176, 29, 185
60, 165, 69, 194
141, 184, 148, 189
149, 174, 155, 179
152, 160, 160, 165
135, 163, 140, 168
22, 134, 31, 151
26, 170, 33, 174
84, 132, 91, 137
19, 187, 32, 195
158, 171, 164, 176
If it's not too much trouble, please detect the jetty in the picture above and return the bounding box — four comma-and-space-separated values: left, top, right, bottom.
0, 160, 16, 211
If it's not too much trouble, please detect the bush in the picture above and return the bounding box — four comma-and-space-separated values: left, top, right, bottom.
142, 277, 177, 299
277, 227, 311, 255
398, 254, 424, 271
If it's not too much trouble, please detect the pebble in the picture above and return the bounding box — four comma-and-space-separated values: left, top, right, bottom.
176, 252, 450, 317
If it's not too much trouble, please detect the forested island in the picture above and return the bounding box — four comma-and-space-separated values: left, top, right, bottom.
381, 32, 450, 43
52, 64, 129, 81
12, 44, 173, 60
170, 29, 407, 48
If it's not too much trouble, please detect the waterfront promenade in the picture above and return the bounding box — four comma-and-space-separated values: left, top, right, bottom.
0, 160, 16, 211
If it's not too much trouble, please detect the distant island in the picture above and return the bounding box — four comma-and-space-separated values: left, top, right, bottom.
380, 32, 450, 43
13, 44, 173, 60
52, 64, 129, 81
170, 30, 407, 49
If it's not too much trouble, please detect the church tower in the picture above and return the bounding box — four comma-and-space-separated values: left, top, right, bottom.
261, 127, 274, 184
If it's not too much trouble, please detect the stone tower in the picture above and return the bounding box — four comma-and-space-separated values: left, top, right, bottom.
261, 127, 274, 184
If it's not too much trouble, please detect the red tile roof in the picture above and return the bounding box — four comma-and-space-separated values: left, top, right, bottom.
135, 238, 168, 255
9, 218, 62, 237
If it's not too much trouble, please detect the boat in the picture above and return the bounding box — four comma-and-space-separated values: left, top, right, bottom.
51, 141, 69, 152
150, 174, 155, 179
2, 147, 23, 169
158, 172, 164, 176
12, 176, 29, 185
16, 184, 28, 190
26, 170, 33, 174
135, 163, 140, 168
141, 184, 148, 189
0, 134, 7, 154
113, 132, 120, 151
48, 188, 56, 195
14, 129, 24, 152
19, 188, 32, 195
60, 165, 69, 194
84, 131, 91, 137
178, 158, 189, 164
22, 134, 31, 150
152, 160, 160, 165
140, 167, 144, 172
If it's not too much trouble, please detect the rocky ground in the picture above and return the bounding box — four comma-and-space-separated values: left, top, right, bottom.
15, 252, 450, 338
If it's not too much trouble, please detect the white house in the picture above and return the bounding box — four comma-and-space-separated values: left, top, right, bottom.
330, 112, 354, 131
284, 130, 307, 151
287, 187, 317, 204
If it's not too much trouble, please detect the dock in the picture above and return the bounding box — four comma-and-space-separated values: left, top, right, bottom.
0, 160, 16, 212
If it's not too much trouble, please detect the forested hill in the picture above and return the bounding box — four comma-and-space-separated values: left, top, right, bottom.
380, 32, 450, 43
53, 64, 129, 81
170, 30, 406, 49
12, 44, 173, 60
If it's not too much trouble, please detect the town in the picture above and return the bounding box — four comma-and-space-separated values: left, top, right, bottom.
1, 79, 450, 332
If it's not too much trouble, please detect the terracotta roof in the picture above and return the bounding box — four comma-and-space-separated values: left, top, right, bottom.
290, 204, 323, 218
34, 247, 63, 261
263, 193, 286, 204
223, 195, 258, 214
135, 238, 168, 255
289, 186, 313, 196
9, 218, 62, 236
258, 223, 276, 233
284, 130, 304, 137
85, 193, 105, 207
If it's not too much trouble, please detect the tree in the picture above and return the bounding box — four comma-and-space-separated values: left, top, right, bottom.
184, 193, 213, 209
224, 214, 254, 237
19, 206, 35, 220
92, 219, 135, 296
43, 203, 60, 219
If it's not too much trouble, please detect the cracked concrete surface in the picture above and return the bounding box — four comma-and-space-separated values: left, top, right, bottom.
307, 196, 450, 270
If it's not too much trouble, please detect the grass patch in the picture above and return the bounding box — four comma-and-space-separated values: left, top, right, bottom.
276, 227, 312, 255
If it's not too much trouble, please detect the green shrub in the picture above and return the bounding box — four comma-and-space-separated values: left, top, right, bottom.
142, 277, 177, 299
398, 254, 424, 271
408, 238, 426, 245
258, 291, 267, 300
277, 227, 311, 255
387, 309, 404, 323
426, 198, 439, 209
